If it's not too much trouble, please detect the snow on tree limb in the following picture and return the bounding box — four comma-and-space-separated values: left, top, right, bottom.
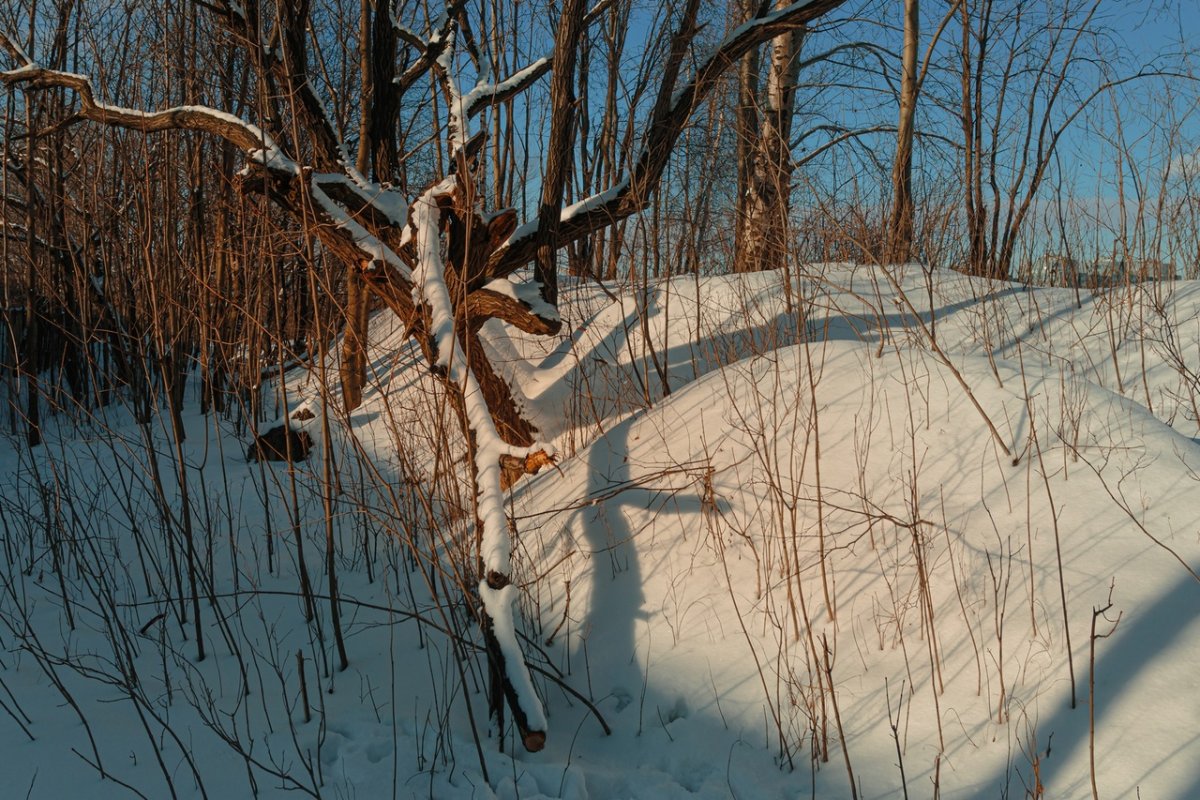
423, 0, 616, 162
410, 178, 552, 740
0, 64, 288, 162
479, 583, 549, 734
0, 58, 420, 275
1, 54, 550, 356
309, 181, 411, 276
393, 0, 466, 95
185, 1, 344, 169
458, 0, 616, 118
475, 279, 561, 331
461, 57, 553, 119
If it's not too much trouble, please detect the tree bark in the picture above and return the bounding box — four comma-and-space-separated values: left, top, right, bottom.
735, 0, 804, 274
1, 0, 851, 749
534, 0, 588, 306
339, 268, 370, 411
887, 0, 919, 264
961, 0, 991, 278
734, 4, 761, 266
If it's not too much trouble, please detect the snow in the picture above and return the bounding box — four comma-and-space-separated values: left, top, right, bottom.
248, 145, 299, 174
502, 178, 630, 252
4, 59, 290, 173
0, 62, 38, 79
460, 57, 552, 118
432, 25, 551, 157
478, 582, 549, 732
560, 179, 628, 222
437, 30, 469, 154
411, 177, 461, 368
2, 264, 1199, 798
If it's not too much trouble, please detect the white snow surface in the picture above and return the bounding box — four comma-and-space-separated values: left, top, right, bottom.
2, 264, 1199, 798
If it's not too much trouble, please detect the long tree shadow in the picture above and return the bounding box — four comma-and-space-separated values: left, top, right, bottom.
532, 275, 1024, 431
571, 407, 714, 738
984, 570, 1200, 797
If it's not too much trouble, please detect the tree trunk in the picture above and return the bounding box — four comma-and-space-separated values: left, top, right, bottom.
961, 0, 992, 278
733, 8, 760, 266
886, 0, 919, 264
735, 0, 803, 274
339, 269, 370, 411
339, 0, 403, 412
534, 0, 588, 306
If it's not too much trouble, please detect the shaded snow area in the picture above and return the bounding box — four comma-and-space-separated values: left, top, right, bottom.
2, 264, 1199, 798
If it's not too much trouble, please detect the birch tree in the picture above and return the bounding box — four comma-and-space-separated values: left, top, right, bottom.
735, 0, 806, 273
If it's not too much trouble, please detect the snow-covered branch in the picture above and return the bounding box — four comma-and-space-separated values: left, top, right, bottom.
394, 1, 465, 95
410, 179, 552, 746
0, 59, 419, 272
0, 64, 289, 165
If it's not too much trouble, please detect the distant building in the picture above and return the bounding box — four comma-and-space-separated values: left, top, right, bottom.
1131, 258, 1176, 282
1027, 253, 1175, 287
1029, 254, 1080, 286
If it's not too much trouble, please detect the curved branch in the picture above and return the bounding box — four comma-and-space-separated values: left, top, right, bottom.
483, 0, 849, 282
1, 65, 283, 158
463, 0, 617, 117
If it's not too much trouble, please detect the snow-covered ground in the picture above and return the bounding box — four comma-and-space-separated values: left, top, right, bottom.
2, 264, 1198, 798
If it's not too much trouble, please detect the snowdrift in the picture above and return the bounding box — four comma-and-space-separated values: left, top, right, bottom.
1, 264, 1198, 798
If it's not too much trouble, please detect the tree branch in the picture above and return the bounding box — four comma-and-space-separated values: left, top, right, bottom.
1, 64, 284, 157
482, 0, 849, 282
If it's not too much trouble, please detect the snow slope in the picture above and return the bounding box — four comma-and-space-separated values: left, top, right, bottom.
1, 264, 1198, 798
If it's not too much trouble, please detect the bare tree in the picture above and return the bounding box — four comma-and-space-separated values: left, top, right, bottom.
954, 0, 1164, 280
2, 0, 848, 749
885, 0, 920, 263
885, 0, 958, 264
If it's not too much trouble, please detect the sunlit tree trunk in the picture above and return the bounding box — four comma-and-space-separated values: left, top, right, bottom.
735, 0, 803, 274
340, 0, 402, 410
961, 0, 990, 277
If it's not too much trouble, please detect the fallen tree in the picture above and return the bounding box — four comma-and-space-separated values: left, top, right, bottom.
2, 0, 847, 749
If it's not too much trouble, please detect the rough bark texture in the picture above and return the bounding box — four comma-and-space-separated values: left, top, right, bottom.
734, 0, 805, 273
482, 0, 849, 279
961, 0, 991, 278
534, 0, 588, 306
336, 0, 405, 410
734, 8, 761, 266
339, 270, 371, 411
